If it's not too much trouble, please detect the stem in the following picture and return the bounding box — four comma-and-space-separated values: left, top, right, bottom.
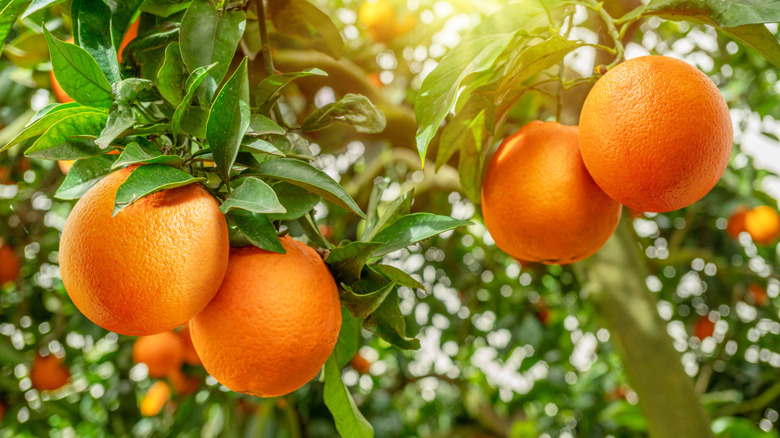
581, 0, 625, 67
256, 0, 286, 124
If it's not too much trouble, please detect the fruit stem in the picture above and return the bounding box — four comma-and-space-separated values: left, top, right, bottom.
255, 0, 287, 125
581, 0, 625, 68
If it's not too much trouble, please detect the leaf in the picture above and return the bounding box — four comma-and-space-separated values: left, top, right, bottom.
266, 182, 321, 221
362, 178, 389, 240
268, 0, 344, 59
301, 94, 386, 134
110, 0, 142, 49
362, 188, 414, 242
22, 0, 64, 19
112, 142, 182, 169
44, 27, 112, 108
254, 68, 327, 113
333, 307, 362, 369
74, 0, 120, 83
172, 63, 217, 143
437, 95, 487, 175
96, 107, 134, 149
0, 1, 29, 54
26, 102, 71, 126
112, 78, 155, 106
715, 25, 780, 69
113, 164, 205, 215
25, 111, 108, 159
219, 177, 286, 215
365, 290, 419, 350
242, 139, 284, 156
54, 154, 118, 200
228, 210, 286, 253
372, 213, 471, 257
158, 43, 187, 106
246, 114, 285, 136
180, 0, 246, 104
140, 0, 191, 17
258, 158, 365, 219
372, 264, 425, 291
341, 276, 396, 320
323, 355, 373, 438
326, 241, 383, 284
206, 58, 250, 183
4, 104, 105, 150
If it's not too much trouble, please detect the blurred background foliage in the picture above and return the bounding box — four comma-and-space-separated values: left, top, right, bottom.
1, 0, 780, 437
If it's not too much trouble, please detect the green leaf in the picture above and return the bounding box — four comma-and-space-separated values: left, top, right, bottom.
323, 355, 373, 438
365, 290, 419, 350
254, 68, 327, 113
112, 142, 182, 169
258, 158, 365, 219
22, 0, 64, 19
219, 177, 286, 215
158, 43, 187, 106
362, 188, 414, 242
74, 0, 120, 83
362, 178, 389, 240
140, 0, 191, 17
112, 78, 155, 106
717, 25, 780, 69
333, 307, 362, 369
266, 182, 321, 221
54, 154, 118, 200
180, 0, 246, 104
372, 213, 471, 257
172, 63, 217, 143
27, 102, 71, 126
326, 241, 383, 284
96, 107, 135, 149
110, 0, 142, 49
228, 210, 285, 253
246, 114, 285, 136
301, 94, 386, 134
242, 139, 284, 157
342, 278, 396, 320
113, 164, 205, 215
268, 0, 344, 59
44, 27, 112, 108
373, 264, 425, 291
0, 1, 30, 54
4, 104, 105, 150
206, 58, 250, 183
25, 111, 108, 159
438, 98, 487, 199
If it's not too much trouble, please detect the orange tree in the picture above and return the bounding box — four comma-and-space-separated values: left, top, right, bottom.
0, 0, 779, 437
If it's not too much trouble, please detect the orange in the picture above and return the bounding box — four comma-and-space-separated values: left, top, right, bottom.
140, 381, 170, 416
350, 353, 371, 375
747, 284, 769, 307
59, 165, 229, 336
177, 322, 201, 366
132, 332, 184, 378
30, 354, 70, 391
358, 0, 414, 43
481, 121, 621, 264
167, 368, 200, 396
579, 56, 732, 212
727, 206, 748, 240
0, 242, 20, 285
190, 236, 342, 397
744, 205, 780, 245
693, 316, 715, 340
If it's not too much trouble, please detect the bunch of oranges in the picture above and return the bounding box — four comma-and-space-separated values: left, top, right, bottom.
482, 56, 734, 264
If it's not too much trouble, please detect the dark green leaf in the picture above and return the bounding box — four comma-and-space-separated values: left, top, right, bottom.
25, 111, 108, 159
22, 0, 64, 19
373, 264, 425, 291
333, 307, 362, 369
267, 182, 321, 221
372, 213, 471, 256
206, 58, 250, 183
140, 0, 191, 17
323, 355, 373, 438
158, 43, 187, 106
44, 27, 112, 108
180, 0, 246, 104
247, 114, 285, 136
4, 105, 105, 150
254, 68, 327, 113
365, 290, 419, 350
0, 1, 30, 54
326, 241, 383, 284
219, 177, 286, 215
228, 210, 285, 253
342, 279, 395, 326
268, 0, 344, 59
113, 164, 205, 215
301, 94, 386, 134
258, 158, 365, 218
112, 142, 182, 169
110, 0, 142, 49
172, 63, 217, 143
74, 0, 120, 83
54, 154, 118, 200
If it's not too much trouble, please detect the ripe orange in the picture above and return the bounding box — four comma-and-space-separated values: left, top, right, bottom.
140, 381, 170, 416
167, 368, 200, 396
358, 0, 414, 43
0, 242, 20, 285
579, 56, 732, 212
727, 206, 748, 240
747, 284, 768, 307
59, 165, 229, 336
177, 322, 201, 366
190, 236, 342, 397
350, 353, 371, 375
481, 121, 621, 264
693, 316, 715, 340
30, 354, 70, 391
744, 205, 780, 245
132, 332, 185, 378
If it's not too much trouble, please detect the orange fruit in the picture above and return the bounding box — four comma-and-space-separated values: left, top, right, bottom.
727, 206, 748, 240
30, 354, 70, 391
167, 368, 200, 396
358, 0, 414, 43
140, 381, 170, 416
481, 121, 621, 264
190, 236, 342, 397
628, 208, 644, 220
177, 322, 201, 366
117, 18, 139, 63
0, 242, 21, 285
747, 284, 769, 307
579, 56, 732, 212
693, 316, 715, 340
132, 332, 185, 378
744, 206, 780, 245
350, 353, 371, 375
59, 165, 229, 336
